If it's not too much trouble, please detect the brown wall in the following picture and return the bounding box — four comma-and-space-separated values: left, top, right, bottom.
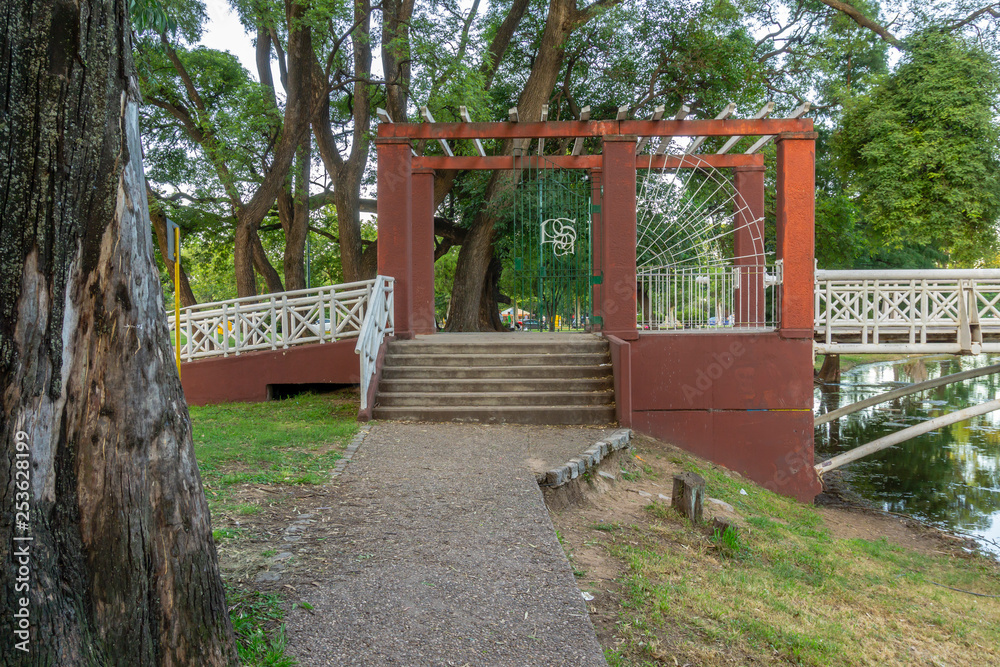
622, 333, 822, 502
180, 340, 360, 406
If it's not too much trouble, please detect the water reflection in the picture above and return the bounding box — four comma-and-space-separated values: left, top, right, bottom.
815, 355, 1000, 555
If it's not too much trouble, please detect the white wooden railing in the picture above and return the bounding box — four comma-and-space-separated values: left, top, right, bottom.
815, 269, 1000, 354
167, 279, 377, 361
355, 276, 395, 411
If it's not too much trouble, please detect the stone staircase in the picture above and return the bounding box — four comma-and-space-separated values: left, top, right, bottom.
371, 334, 616, 424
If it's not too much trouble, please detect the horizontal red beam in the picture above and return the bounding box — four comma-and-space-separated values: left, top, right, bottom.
378, 118, 812, 140
412, 153, 765, 171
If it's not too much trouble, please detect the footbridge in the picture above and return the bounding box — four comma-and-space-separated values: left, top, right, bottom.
814, 269, 1000, 355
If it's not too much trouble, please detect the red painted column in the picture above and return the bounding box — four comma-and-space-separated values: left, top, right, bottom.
734, 166, 766, 326
601, 136, 638, 340
589, 167, 603, 332
376, 137, 413, 338
411, 168, 436, 334
775, 131, 817, 338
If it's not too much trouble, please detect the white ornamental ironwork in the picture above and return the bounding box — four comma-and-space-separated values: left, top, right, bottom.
540, 217, 578, 256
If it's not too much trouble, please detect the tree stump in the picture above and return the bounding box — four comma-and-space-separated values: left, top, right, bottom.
672, 472, 706, 524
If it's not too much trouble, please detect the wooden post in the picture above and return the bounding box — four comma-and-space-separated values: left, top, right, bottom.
672, 472, 705, 524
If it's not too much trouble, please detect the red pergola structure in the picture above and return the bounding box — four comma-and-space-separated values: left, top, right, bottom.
375, 113, 821, 501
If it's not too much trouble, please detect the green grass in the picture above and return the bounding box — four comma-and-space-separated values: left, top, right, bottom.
582, 445, 1000, 666
226, 585, 297, 667
189, 391, 358, 507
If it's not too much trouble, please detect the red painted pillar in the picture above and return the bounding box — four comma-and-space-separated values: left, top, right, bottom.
775, 131, 817, 338
411, 168, 436, 334
376, 137, 413, 338
734, 165, 765, 327
590, 167, 603, 332
601, 136, 638, 340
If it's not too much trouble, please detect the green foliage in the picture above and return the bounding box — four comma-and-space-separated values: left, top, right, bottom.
835, 30, 1000, 265
226, 585, 297, 667
189, 390, 358, 506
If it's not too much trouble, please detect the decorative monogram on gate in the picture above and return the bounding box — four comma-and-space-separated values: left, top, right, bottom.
540, 218, 578, 256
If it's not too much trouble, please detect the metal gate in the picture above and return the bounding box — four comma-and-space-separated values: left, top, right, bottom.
511, 155, 593, 332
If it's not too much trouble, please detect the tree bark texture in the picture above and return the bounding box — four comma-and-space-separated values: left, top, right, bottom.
279, 139, 310, 291
0, 1, 237, 664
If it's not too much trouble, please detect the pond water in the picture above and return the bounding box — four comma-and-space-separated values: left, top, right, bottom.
814, 355, 1000, 556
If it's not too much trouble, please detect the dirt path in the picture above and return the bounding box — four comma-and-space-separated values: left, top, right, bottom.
274, 422, 616, 666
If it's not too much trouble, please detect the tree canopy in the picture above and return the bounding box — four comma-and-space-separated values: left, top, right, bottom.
134, 0, 1000, 326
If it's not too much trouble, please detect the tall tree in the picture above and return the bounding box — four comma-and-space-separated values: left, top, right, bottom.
0, 0, 237, 662
835, 29, 1000, 264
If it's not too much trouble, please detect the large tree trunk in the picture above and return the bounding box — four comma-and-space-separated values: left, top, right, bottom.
280, 140, 310, 291
0, 0, 237, 663
446, 0, 579, 330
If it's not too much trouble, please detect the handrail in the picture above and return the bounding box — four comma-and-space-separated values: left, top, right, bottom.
816, 269, 1000, 280
355, 276, 395, 411
167, 279, 377, 361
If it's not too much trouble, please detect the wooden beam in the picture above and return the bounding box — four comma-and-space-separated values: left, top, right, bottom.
655, 105, 690, 155
412, 153, 764, 171
459, 106, 486, 157
716, 101, 775, 155
571, 106, 591, 155
636, 105, 665, 153
377, 107, 418, 156
377, 117, 811, 140
537, 104, 548, 156
745, 102, 811, 154
420, 106, 454, 157
685, 103, 736, 155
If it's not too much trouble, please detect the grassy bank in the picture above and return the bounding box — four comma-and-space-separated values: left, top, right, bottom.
552, 436, 1000, 666
189, 388, 360, 667
189, 389, 359, 514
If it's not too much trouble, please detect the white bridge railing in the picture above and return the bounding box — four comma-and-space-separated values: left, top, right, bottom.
167, 279, 377, 361
355, 276, 394, 411
637, 262, 782, 332
815, 269, 1000, 354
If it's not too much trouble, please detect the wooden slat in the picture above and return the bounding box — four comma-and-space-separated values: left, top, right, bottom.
716, 101, 775, 155
420, 106, 454, 157
376, 107, 418, 156
685, 103, 736, 155
571, 106, 591, 155
745, 102, 811, 154
636, 105, 666, 153
459, 106, 486, 156
655, 105, 690, 155
537, 104, 548, 156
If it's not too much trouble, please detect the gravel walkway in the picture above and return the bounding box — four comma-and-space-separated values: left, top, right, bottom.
283, 422, 613, 666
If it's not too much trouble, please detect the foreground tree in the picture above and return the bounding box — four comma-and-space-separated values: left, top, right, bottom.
0, 0, 237, 663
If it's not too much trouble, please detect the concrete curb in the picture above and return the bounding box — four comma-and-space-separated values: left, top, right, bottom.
537, 428, 633, 487
331, 422, 371, 479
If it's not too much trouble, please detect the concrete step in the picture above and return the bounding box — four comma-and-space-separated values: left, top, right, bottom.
377, 390, 615, 407
378, 377, 613, 394
388, 339, 609, 356
371, 405, 616, 425
384, 353, 609, 368
381, 365, 612, 380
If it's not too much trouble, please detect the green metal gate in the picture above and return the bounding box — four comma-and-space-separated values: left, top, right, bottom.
511, 155, 593, 332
